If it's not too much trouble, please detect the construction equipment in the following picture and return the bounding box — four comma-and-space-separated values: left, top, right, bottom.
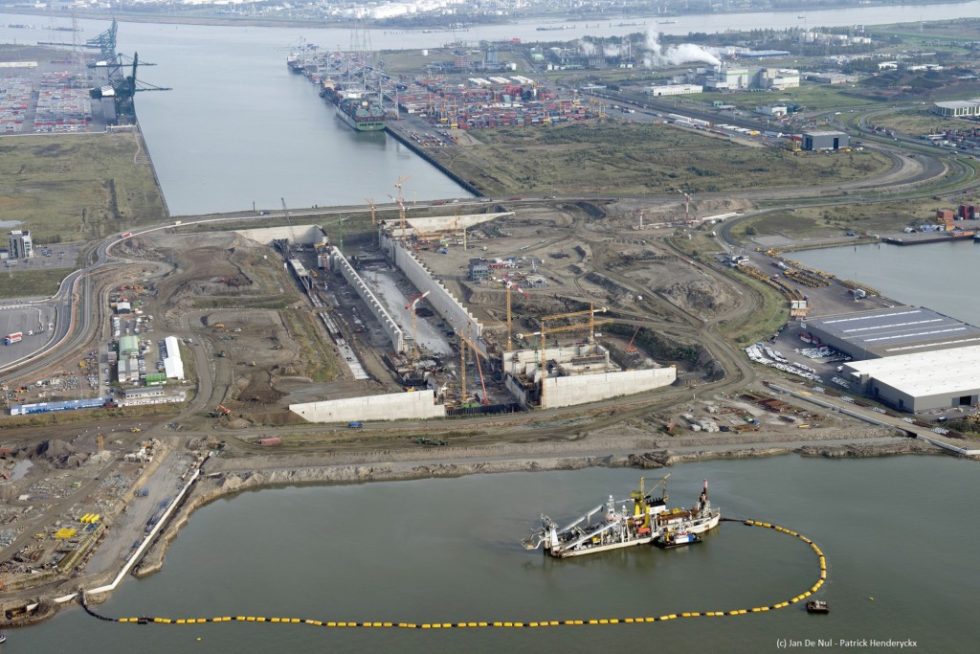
502, 276, 528, 352
404, 291, 431, 361
393, 176, 409, 234
457, 328, 490, 406
534, 304, 610, 407
626, 326, 641, 354
216, 404, 232, 416
364, 198, 377, 225
129, 427, 141, 433
280, 197, 299, 249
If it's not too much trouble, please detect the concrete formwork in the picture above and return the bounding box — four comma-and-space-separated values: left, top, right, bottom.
541, 368, 677, 409
382, 234, 484, 346
331, 247, 405, 353
290, 390, 446, 423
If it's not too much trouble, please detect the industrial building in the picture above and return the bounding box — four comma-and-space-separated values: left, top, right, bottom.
8, 229, 33, 259
844, 345, 980, 412
9, 397, 108, 416
805, 306, 980, 360
932, 99, 980, 118
647, 84, 703, 96
118, 386, 186, 407
162, 335, 184, 380
802, 131, 849, 151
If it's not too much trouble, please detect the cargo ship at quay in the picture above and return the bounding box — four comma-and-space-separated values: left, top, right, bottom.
522, 477, 720, 558
287, 46, 393, 132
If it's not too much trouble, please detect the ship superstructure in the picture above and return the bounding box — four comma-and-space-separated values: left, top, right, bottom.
522, 477, 669, 558
523, 477, 720, 558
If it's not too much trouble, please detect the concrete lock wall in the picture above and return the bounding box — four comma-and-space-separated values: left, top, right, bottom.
234, 225, 326, 245
541, 368, 677, 409
383, 234, 484, 345
405, 212, 512, 235
290, 390, 446, 423
331, 247, 405, 353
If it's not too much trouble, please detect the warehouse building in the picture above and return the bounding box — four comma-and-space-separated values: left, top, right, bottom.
844, 345, 980, 412
802, 130, 849, 151
805, 306, 980, 360
932, 99, 980, 118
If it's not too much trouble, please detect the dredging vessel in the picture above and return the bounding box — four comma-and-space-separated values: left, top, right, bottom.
653, 479, 720, 545
522, 477, 720, 558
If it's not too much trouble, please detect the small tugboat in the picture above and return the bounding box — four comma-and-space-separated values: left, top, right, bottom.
806, 600, 830, 614
654, 480, 721, 537
655, 528, 702, 549
522, 476, 669, 558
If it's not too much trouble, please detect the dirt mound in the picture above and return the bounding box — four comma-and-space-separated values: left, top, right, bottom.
31, 439, 87, 468
659, 279, 733, 314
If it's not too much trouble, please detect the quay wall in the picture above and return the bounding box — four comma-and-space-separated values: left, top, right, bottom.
331, 246, 405, 353
383, 234, 484, 345
290, 389, 445, 423
542, 368, 677, 409
384, 123, 482, 197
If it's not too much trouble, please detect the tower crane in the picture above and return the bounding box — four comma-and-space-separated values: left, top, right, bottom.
530, 304, 610, 408
502, 276, 528, 352
404, 291, 431, 361
364, 198, 377, 226
678, 190, 693, 224
393, 176, 410, 234
280, 197, 299, 253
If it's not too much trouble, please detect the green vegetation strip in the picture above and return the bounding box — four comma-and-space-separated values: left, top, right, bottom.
0, 133, 167, 242
428, 122, 889, 197
0, 268, 69, 298
89, 519, 827, 629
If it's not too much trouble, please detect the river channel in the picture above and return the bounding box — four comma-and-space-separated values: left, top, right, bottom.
5, 3, 980, 214
12, 456, 980, 652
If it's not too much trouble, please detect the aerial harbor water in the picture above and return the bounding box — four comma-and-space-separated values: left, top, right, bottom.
13, 458, 980, 653
5, 5, 980, 651
5, 2, 980, 214
792, 241, 980, 326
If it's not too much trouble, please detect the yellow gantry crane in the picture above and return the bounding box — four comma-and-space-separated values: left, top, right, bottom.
530, 304, 610, 408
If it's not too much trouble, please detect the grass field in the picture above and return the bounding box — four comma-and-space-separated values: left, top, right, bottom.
0, 268, 69, 297
0, 132, 168, 243
870, 108, 968, 136
430, 121, 890, 197
732, 194, 979, 242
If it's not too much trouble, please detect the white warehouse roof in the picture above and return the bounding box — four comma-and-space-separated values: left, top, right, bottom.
163, 335, 185, 381
845, 344, 980, 398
